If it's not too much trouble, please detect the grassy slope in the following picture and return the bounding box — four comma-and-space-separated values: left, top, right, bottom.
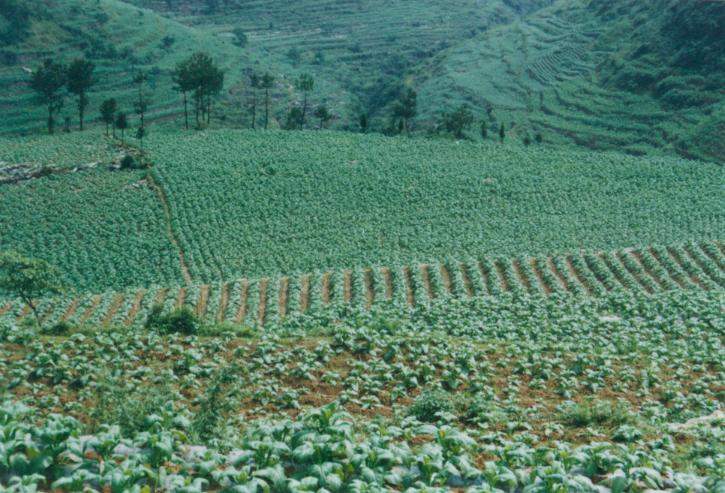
117, 0, 554, 126
0, 0, 282, 135
1, 0, 553, 135
2, 0, 722, 161
412, 0, 725, 161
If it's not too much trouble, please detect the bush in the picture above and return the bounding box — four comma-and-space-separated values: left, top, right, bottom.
460, 393, 505, 424
43, 320, 74, 336
145, 305, 199, 335
120, 154, 136, 170
559, 399, 630, 427
409, 388, 454, 422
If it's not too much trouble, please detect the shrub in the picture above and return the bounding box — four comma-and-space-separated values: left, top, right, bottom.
145, 305, 200, 335
409, 388, 454, 422
120, 154, 136, 170
43, 320, 74, 336
560, 399, 630, 427
460, 393, 505, 424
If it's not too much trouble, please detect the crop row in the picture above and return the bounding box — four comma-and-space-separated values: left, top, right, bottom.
2, 241, 723, 329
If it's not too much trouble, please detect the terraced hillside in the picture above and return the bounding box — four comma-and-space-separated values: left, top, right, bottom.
118, 0, 554, 123
2, 130, 723, 293
0, 0, 551, 135
2, 240, 723, 328
414, 0, 725, 161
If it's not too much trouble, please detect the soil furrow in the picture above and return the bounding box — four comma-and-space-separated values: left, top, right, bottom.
460, 263, 474, 296
279, 277, 289, 319
565, 256, 592, 295
547, 258, 570, 291
217, 283, 229, 322
299, 275, 310, 313
530, 259, 552, 295
124, 289, 147, 326
102, 294, 125, 326
235, 280, 249, 322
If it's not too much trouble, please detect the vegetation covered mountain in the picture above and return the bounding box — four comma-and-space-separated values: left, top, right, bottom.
2, 0, 723, 160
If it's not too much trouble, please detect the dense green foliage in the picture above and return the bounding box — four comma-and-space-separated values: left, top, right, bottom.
147, 129, 723, 283
0, 140, 183, 291
1, 0, 722, 160
1, 289, 723, 491
0, 130, 722, 294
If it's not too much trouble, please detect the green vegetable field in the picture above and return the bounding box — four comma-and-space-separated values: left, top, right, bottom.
0, 0, 723, 489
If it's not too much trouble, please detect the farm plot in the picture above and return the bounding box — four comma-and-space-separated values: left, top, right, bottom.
145, 129, 725, 284
0, 165, 184, 292
5, 240, 723, 329
0, 288, 722, 492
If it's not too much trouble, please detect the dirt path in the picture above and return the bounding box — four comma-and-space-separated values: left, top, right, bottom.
154, 288, 168, 306
278, 278, 289, 319
257, 278, 269, 326
403, 267, 415, 307
382, 268, 393, 300
364, 269, 374, 308
196, 285, 210, 318
146, 171, 193, 285
321, 273, 331, 304
547, 258, 569, 291
530, 259, 552, 295
102, 294, 125, 326
234, 280, 249, 323
217, 283, 229, 322
124, 289, 147, 326
343, 271, 352, 304
79, 295, 102, 324
175, 287, 187, 309
300, 275, 310, 313
460, 263, 474, 296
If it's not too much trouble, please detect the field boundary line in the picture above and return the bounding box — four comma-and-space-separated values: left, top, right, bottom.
146, 168, 193, 285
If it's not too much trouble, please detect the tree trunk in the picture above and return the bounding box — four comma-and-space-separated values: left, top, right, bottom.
183, 91, 189, 130
47, 107, 54, 134
79, 90, 85, 131
207, 94, 211, 125
302, 92, 308, 126
24, 297, 41, 328
195, 95, 200, 128
112, 122, 116, 138
251, 94, 256, 129
105, 122, 109, 137
264, 88, 269, 130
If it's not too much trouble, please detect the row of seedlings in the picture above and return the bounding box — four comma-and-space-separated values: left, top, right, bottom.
684, 243, 725, 288
668, 246, 718, 290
